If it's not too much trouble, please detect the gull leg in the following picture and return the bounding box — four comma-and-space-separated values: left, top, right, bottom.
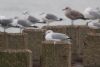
71, 20, 74, 26
54, 41, 56, 46
20, 27, 22, 34
4, 28, 6, 33
47, 22, 49, 27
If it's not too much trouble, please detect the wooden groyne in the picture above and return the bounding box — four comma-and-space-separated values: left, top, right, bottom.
42, 25, 89, 59
0, 25, 100, 67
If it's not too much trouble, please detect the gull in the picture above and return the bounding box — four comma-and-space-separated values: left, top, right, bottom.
63, 7, 87, 25
0, 16, 19, 32
40, 13, 63, 26
22, 11, 45, 24
45, 30, 72, 66
45, 30, 72, 44
12, 17, 38, 33
86, 19, 100, 35
84, 7, 100, 20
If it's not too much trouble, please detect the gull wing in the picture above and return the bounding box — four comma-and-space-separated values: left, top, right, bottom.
52, 33, 70, 40
46, 14, 58, 20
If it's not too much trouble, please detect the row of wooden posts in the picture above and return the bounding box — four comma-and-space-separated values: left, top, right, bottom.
0, 25, 100, 67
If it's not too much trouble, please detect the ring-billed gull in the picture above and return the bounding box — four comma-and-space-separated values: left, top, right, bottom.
63, 7, 87, 25
86, 20, 100, 35
40, 13, 63, 26
0, 16, 19, 32
45, 30, 72, 44
45, 30, 72, 67
84, 7, 100, 19
23, 11, 45, 24
12, 17, 38, 33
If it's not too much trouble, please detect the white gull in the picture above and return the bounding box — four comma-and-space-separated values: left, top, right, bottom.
45, 30, 72, 44
84, 7, 100, 19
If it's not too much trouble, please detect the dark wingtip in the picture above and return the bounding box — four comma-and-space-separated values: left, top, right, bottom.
30, 25, 38, 28
43, 21, 46, 23
67, 37, 72, 39
59, 18, 63, 21
82, 16, 89, 20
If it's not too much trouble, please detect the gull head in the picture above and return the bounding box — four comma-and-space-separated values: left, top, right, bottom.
14, 16, 19, 19
0, 16, 6, 20
40, 12, 45, 15
84, 7, 93, 13
62, 7, 71, 11
45, 30, 53, 35
22, 10, 29, 15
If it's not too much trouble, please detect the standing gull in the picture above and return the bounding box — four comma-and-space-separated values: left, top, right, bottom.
0, 16, 18, 32
45, 30, 72, 44
12, 17, 38, 33
63, 7, 87, 25
23, 11, 45, 24
40, 13, 63, 26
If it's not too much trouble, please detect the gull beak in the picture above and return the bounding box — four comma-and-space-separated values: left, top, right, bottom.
62, 8, 66, 11
40, 12, 45, 15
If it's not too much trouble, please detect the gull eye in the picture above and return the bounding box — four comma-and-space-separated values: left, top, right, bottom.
65, 7, 69, 9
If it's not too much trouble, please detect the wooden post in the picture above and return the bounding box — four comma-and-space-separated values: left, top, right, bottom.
83, 33, 100, 67
42, 41, 72, 67
23, 29, 45, 67
68, 44, 72, 67
0, 49, 32, 67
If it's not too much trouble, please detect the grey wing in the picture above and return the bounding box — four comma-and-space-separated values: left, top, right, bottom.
52, 33, 69, 40
28, 16, 39, 23
0, 19, 12, 25
89, 10, 100, 19
46, 14, 58, 20
93, 23, 100, 28
18, 20, 33, 27
1, 19, 12, 23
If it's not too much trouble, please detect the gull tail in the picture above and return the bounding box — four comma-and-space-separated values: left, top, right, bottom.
82, 17, 90, 20
59, 18, 63, 21
63, 37, 72, 44
37, 21, 46, 23
56, 18, 63, 21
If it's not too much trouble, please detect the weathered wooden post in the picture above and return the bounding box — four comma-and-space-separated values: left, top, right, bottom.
0, 32, 7, 49
42, 41, 72, 67
0, 49, 32, 67
83, 32, 100, 67
5, 33, 28, 49
23, 29, 45, 67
